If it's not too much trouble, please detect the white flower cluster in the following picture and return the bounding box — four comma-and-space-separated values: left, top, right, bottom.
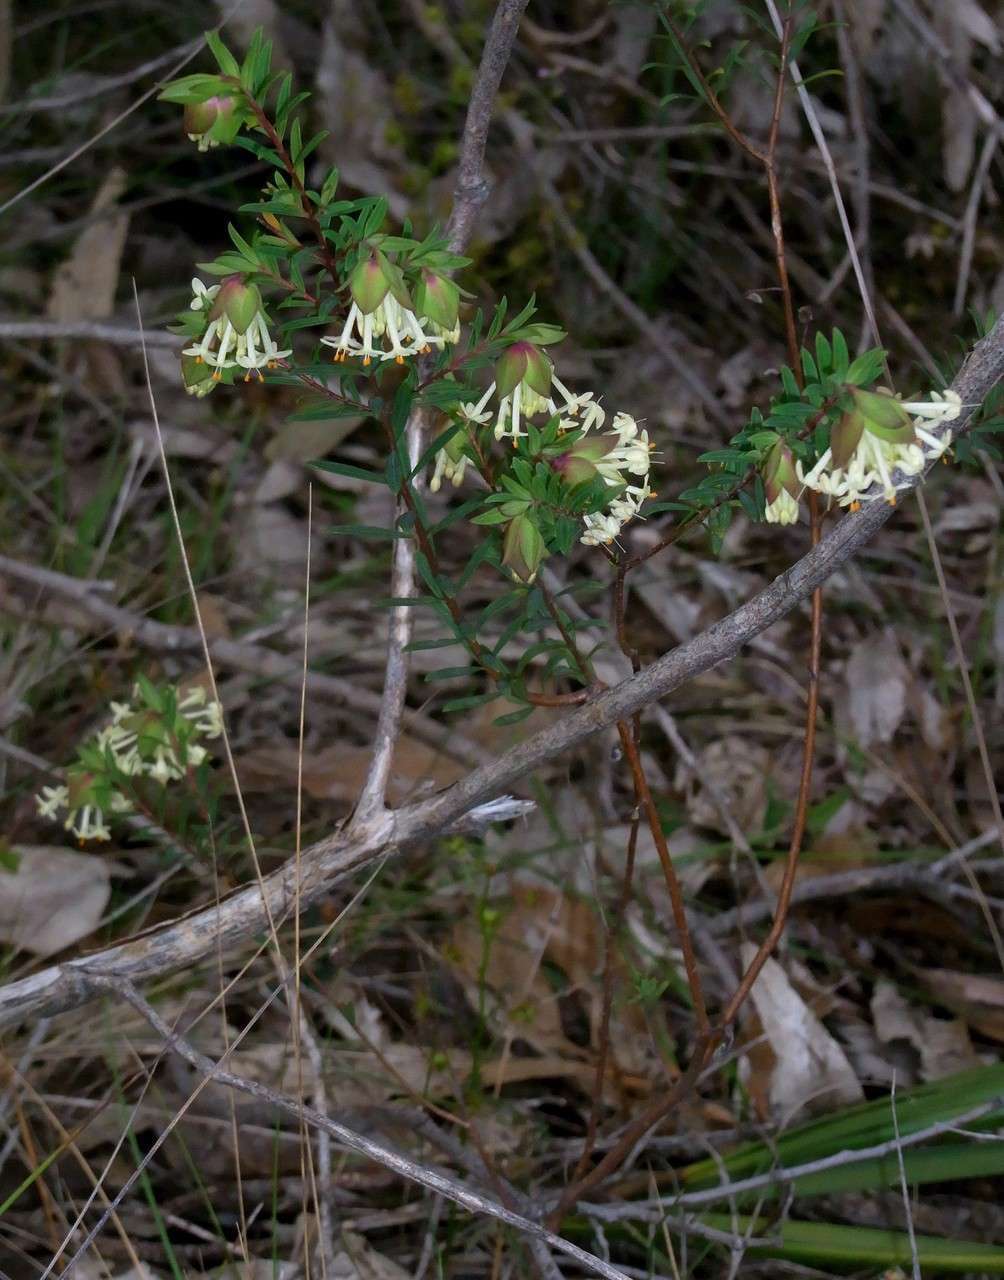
581, 413, 654, 547
444, 366, 654, 545
35, 686, 224, 842
97, 686, 224, 784
799, 390, 961, 511
35, 784, 131, 844
183, 279, 291, 381
458, 372, 606, 448
321, 296, 459, 365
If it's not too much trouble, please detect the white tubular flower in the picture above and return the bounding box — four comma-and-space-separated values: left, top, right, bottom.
765, 487, 800, 525
430, 447, 470, 492
609, 481, 653, 524
598, 430, 653, 481
798, 436, 925, 510
321, 295, 449, 367
190, 278, 220, 310
493, 342, 554, 443
183, 277, 289, 380
901, 390, 962, 460
559, 410, 653, 546
581, 512, 625, 546
148, 748, 184, 785
494, 380, 552, 444
97, 723, 144, 776
548, 374, 606, 434
900, 389, 962, 423
68, 805, 111, 842
798, 385, 959, 512
178, 687, 224, 738
610, 412, 641, 443
36, 785, 69, 820
457, 384, 496, 426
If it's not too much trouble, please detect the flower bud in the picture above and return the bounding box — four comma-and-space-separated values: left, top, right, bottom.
552, 436, 617, 486
183, 94, 238, 151
850, 386, 915, 442
414, 270, 459, 331
209, 276, 263, 335
349, 254, 391, 315
762, 439, 799, 503
495, 341, 552, 400
830, 405, 865, 471
503, 513, 546, 583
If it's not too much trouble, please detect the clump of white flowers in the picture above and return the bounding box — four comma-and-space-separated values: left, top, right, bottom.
36, 681, 223, 843
322, 255, 461, 365
797, 388, 961, 512
432, 340, 654, 550
183, 276, 290, 382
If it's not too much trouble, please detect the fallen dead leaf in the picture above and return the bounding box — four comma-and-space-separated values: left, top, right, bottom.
918, 967, 1004, 1043
871, 978, 982, 1080
844, 631, 909, 748
315, 8, 409, 220
0, 845, 111, 956
48, 168, 129, 323
739, 943, 863, 1121
449, 884, 658, 1099
331, 1230, 411, 1279
239, 734, 467, 805
266, 414, 363, 463
675, 735, 770, 837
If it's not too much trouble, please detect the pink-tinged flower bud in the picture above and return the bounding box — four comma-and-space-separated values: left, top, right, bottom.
183, 95, 238, 151
503, 513, 546, 583
415, 270, 459, 331
552, 436, 617, 486
829, 405, 866, 471
349, 254, 391, 315
762, 439, 799, 503
210, 276, 262, 335
495, 341, 552, 400
849, 386, 915, 442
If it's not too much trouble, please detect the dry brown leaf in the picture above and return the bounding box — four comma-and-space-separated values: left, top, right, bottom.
739, 943, 863, 1121
331, 1231, 411, 1279
237, 502, 315, 574
315, 10, 409, 220
675, 735, 770, 836
936, 4, 978, 191
871, 978, 982, 1080
239, 735, 466, 805
449, 885, 657, 1097
266, 415, 363, 463
48, 168, 129, 322
844, 630, 909, 748
0, 845, 111, 956
919, 967, 1004, 1041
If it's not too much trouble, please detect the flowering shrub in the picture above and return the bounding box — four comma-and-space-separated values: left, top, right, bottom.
36, 680, 223, 841
153, 28, 963, 727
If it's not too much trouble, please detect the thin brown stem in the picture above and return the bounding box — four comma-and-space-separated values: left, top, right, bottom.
245, 97, 342, 293
573, 812, 640, 1180
658, 8, 765, 163
617, 722, 708, 1034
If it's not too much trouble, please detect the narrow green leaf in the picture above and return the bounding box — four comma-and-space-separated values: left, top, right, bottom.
310, 460, 386, 484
